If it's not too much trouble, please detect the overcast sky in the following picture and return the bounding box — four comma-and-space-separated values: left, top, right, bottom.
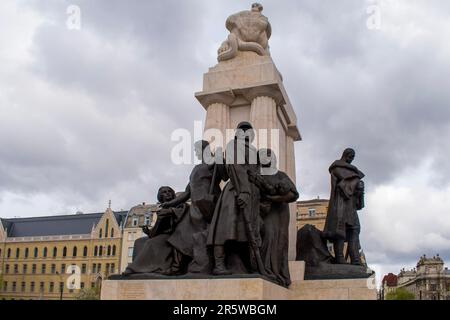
1, 0, 450, 283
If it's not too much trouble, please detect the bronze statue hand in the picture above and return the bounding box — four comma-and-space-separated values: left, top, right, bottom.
237, 192, 250, 208
142, 225, 151, 236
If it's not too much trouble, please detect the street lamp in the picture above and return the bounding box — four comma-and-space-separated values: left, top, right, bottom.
56, 271, 63, 300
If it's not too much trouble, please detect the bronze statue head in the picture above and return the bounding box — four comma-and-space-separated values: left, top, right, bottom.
235, 121, 255, 142
341, 148, 356, 164
157, 186, 176, 203
194, 140, 210, 161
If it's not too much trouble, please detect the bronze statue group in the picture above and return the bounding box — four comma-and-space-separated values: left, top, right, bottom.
123, 122, 299, 287
122, 122, 367, 286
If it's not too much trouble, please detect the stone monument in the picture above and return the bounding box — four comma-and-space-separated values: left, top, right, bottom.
101, 4, 377, 300
195, 3, 301, 261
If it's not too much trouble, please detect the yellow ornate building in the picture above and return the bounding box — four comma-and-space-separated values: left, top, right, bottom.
0, 208, 126, 300
296, 198, 329, 231
119, 203, 158, 273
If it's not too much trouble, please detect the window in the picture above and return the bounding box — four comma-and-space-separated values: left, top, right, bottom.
25, 248, 29, 258
112, 245, 116, 256
43, 247, 48, 258
62, 247, 67, 257
83, 246, 88, 257
110, 263, 115, 274
99, 246, 103, 256
61, 264, 66, 274
14, 264, 18, 274
32, 264, 36, 274
7, 248, 11, 258
107, 245, 111, 256
34, 247, 38, 258
51, 264, 56, 274
80, 282, 85, 289
91, 282, 96, 289
430, 284, 437, 291
30, 282, 35, 293
111, 228, 114, 238
97, 264, 101, 273
72, 246, 77, 257
132, 217, 139, 227
106, 263, 110, 274
23, 264, 28, 274
308, 208, 316, 217
128, 247, 134, 258
99, 228, 103, 239
144, 215, 151, 225
21, 282, 26, 292
5, 264, 9, 274
70, 264, 76, 274
53, 247, 57, 258
3, 282, 7, 292
49, 282, 54, 293
41, 264, 46, 274
92, 263, 97, 274
94, 246, 98, 256
12, 282, 17, 292
81, 264, 87, 274
39, 282, 44, 293
105, 219, 109, 238
16, 248, 20, 258
59, 282, 64, 292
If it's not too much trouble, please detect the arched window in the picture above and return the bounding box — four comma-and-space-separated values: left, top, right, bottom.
53, 247, 57, 258
25, 248, 29, 258
94, 246, 98, 257
105, 219, 109, 238
99, 228, 103, 239
15, 248, 20, 258
111, 228, 114, 238
72, 247, 77, 257
34, 247, 38, 258
99, 246, 103, 257
112, 245, 116, 256
62, 247, 67, 257
7, 248, 11, 258
83, 246, 88, 257
43, 247, 48, 258
107, 245, 111, 256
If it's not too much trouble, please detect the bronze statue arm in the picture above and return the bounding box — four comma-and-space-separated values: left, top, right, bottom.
265, 191, 298, 203
161, 184, 191, 208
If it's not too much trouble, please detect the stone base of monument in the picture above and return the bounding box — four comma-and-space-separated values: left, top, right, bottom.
290, 276, 377, 300
101, 261, 376, 300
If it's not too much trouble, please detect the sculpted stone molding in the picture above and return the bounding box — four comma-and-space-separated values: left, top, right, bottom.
218, 3, 272, 62
242, 84, 285, 106
196, 90, 236, 109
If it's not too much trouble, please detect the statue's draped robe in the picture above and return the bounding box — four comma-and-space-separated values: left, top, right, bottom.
207, 138, 261, 271
168, 163, 222, 273
125, 204, 188, 274
260, 171, 298, 287
323, 160, 365, 241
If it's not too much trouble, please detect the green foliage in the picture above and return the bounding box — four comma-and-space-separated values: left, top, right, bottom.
386, 288, 416, 300
75, 286, 101, 300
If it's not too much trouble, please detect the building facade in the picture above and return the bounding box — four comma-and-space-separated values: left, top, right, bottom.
0, 208, 126, 300
119, 203, 157, 272
381, 255, 450, 300
296, 198, 329, 231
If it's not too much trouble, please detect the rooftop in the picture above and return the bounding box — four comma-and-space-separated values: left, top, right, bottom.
0, 210, 127, 237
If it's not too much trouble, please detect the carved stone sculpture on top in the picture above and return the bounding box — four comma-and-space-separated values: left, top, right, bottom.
218, 3, 272, 62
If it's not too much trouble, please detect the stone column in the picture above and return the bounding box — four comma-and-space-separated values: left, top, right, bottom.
205, 102, 230, 135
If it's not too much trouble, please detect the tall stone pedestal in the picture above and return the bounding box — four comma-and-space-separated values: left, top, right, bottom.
195, 51, 301, 260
